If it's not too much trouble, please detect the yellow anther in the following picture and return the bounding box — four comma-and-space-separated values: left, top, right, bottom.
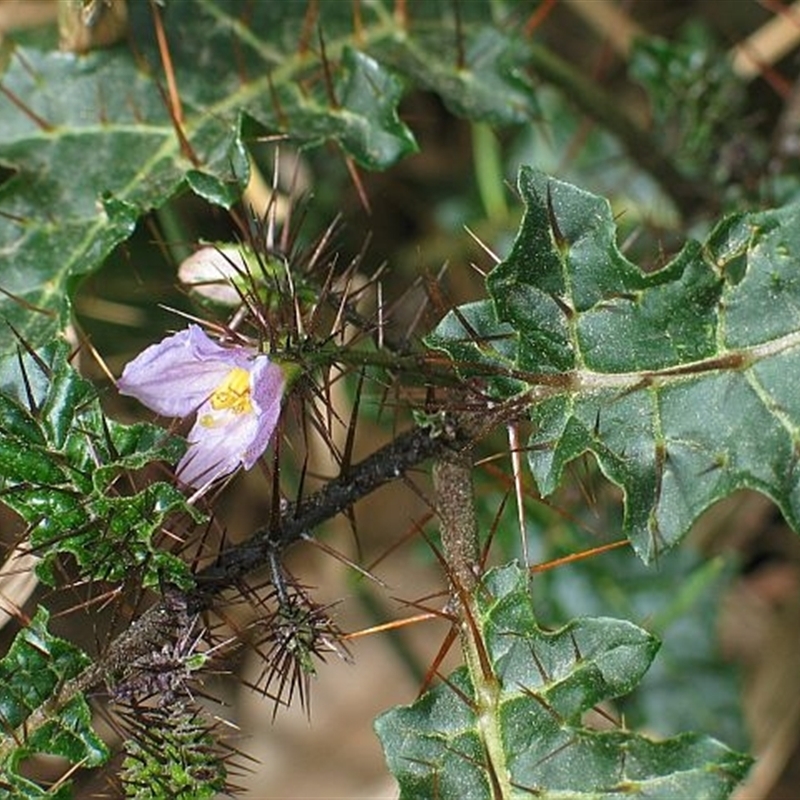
208, 367, 252, 415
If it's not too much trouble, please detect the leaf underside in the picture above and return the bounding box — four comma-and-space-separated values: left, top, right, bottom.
429, 167, 800, 560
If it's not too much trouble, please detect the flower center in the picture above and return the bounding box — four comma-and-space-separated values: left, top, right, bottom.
203, 367, 253, 423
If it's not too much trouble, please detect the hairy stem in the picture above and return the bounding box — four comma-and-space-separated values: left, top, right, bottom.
190, 418, 466, 602
434, 445, 480, 594
433, 431, 512, 797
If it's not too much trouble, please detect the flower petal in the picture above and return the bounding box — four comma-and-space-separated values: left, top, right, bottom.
243, 358, 286, 469
178, 246, 248, 306
175, 356, 285, 487
177, 406, 259, 488
118, 325, 252, 417
183, 324, 255, 370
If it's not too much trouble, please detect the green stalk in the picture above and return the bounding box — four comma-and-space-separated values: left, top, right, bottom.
473, 121, 509, 223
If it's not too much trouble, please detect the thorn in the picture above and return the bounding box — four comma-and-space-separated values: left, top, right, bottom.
523, 0, 557, 38
154, 304, 234, 337
0, 208, 28, 225
266, 72, 288, 128
549, 292, 575, 318
317, 24, 339, 108
546, 181, 567, 249
331, 262, 358, 341
0, 83, 53, 131
418, 624, 459, 695
464, 225, 502, 265
301, 532, 387, 587
366, 510, 435, 573
394, 0, 408, 28
150, 0, 198, 165
421, 265, 452, 321
528, 539, 630, 575
469, 261, 488, 278
507, 423, 529, 566
80, 333, 118, 387
480, 489, 511, 569
344, 154, 372, 214
421, 529, 494, 681
342, 612, 439, 641
340, 367, 365, 478
376, 280, 385, 350
298, 0, 320, 56
352, 0, 364, 43
0, 286, 57, 317
9, 323, 51, 385
451, 303, 484, 346
569, 629, 582, 662
403, 266, 446, 346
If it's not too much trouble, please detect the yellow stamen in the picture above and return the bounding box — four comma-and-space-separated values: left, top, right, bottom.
201, 367, 252, 426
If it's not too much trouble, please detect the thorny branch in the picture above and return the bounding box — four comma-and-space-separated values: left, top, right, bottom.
43, 401, 522, 726
191, 418, 464, 601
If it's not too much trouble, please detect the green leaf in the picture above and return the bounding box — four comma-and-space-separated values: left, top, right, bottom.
0, 607, 108, 796
0, 1, 413, 351
629, 23, 745, 181
334, 47, 413, 170
429, 167, 800, 560
0, 0, 541, 352
0, 340, 196, 588
530, 539, 747, 749
375, 563, 751, 800
377, 22, 538, 124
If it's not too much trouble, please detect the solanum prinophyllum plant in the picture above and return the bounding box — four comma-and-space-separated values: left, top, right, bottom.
2, 1, 800, 798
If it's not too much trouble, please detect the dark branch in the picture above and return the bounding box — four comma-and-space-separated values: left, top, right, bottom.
49, 399, 524, 734
189, 416, 472, 606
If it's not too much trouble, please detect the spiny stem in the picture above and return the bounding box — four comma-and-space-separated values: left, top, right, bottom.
433, 431, 513, 796
434, 446, 480, 594
300, 344, 430, 375
22, 401, 521, 743
192, 406, 507, 599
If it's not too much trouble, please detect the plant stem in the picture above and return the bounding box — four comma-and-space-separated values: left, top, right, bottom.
433, 434, 513, 796
434, 446, 480, 594
192, 418, 464, 599
26, 402, 519, 741
473, 121, 509, 223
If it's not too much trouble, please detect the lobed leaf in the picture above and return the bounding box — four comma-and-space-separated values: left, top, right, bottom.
0, 0, 537, 351
531, 541, 747, 749
0, 340, 195, 588
628, 24, 745, 181
429, 168, 800, 560
375, 563, 751, 799
0, 607, 107, 796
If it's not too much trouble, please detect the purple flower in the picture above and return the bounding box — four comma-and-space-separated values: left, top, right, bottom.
118, 325, 284, 490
